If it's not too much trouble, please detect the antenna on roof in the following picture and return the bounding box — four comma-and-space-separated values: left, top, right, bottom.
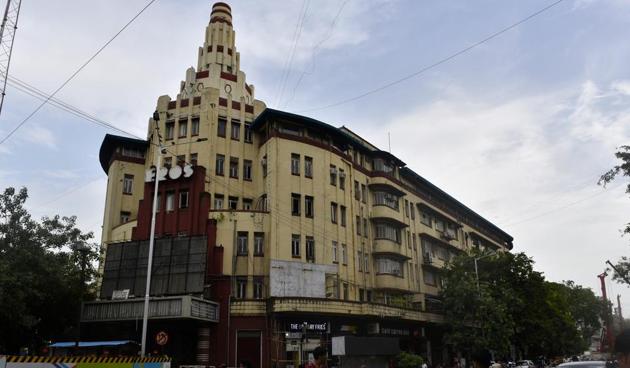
388, 132, 391, 153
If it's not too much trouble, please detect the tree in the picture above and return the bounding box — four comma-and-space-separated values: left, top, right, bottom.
599, 146, 630, 285
441, 251, 602, 358
397, 351, 424, 368
0, 187, 100, 354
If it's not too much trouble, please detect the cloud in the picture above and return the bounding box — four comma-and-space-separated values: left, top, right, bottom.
22, 125, 57, 149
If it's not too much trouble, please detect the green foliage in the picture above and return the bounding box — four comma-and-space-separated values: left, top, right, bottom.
441, 250, 602, 358
397, 351, 424, 368
599, 145, 630, 285
0, 187, 99, 354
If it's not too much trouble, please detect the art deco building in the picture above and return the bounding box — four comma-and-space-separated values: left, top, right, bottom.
84, 3, 513, 368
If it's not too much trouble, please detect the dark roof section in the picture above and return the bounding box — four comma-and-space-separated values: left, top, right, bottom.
400, 167, 513, 248
251, 107, 513, 247
252, 108, 373, 153
99, 134, 149, 174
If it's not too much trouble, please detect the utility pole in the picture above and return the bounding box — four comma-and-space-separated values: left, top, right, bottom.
618, 295, 624, 331
141, 112, 163, 357
598, 271, 614, 353
0, 0, 22, 116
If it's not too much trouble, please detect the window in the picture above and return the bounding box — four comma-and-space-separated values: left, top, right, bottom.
435, 218, 445, 232
165, 191, 175, 212
163, 157, 172, 169
330, 165, 337, 186
291, 234, 300, 257
216, 154, 225, 176
237, 232, 248, 256
364, 253, 370, 273
354, 180, 360, 200
332, 241, 338, 263
374, 222, 401, 243
413, 235, 417, 250
410, 203, 415, 220
361, 184, 367, 203
363, 219, 368, 238
366, 290, 372, 302
404, 200, 409, 217
214, 194, 224, 209
341, 244, 348, 264
343, 283, 349, 300
165, 121, 174, 140
191, 117, 200, 136
179, 190, 189, 209
305, 196, 314, 218
304, 156, 313, 178
446, 223, 458, 239
178, 119, 187, 137
243, 198, 253, 210
331, 202, 338, 223
359, 288, 365, 302
231, 120, 240, 140
356, 216, 361, 235
423, 269, 437, 286
120, 211, 131, 224
262, 155, 268, 177
228, 196, 238, 210
376, 258, 403, 276
243, 160, 252, 180
373, 158, 394, 173
339, 169, 345, 189
217, 117, 227, 137
291, 154, 300, 175
236, 279, 247, 299
190, 153, 198, 166
373, 191, 399, 210
253, 279, 263, 299
123, 174, 133, 194
177, 155, 185, 166
306, 236, 315, 262
229, 157, 239, 178
155, 193, 161, 212
357, 251, 363, 271
421, 211, 432, 227
244, 123, 252, 143
254, 233, 264, 256
340, 206, 346, 227
291, 193, 301, 216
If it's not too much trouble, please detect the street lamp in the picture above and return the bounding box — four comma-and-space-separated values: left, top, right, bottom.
474, 250, 497, 293
141, 111, 163, 357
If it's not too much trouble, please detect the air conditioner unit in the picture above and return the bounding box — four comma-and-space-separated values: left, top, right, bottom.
339, 171, 346, 178
330, 167, 338, 174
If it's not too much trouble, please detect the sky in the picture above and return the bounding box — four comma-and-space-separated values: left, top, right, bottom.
0, 0, 629, 306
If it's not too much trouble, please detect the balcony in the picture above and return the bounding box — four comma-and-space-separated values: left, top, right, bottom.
81, 296, 219, 322
373, 238, 410, 259
269, 297, 444, 323
374, 273, 408, 292
371, 205, 404, 224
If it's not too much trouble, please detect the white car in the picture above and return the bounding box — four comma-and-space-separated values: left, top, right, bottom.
558, 361, 607, 368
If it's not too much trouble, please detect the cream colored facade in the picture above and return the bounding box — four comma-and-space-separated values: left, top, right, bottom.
99, 2, 512, 323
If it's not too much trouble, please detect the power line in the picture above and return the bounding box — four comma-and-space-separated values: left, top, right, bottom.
281, 0, 351, 109
0, 0, 158, 146
273, 0, 311, 107
296, 0, 566, 113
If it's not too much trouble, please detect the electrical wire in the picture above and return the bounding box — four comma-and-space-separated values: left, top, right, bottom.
296, 0, 566, 113
0, 0, 158, 146
280, 0, 351, 109
273, 0, 311, 107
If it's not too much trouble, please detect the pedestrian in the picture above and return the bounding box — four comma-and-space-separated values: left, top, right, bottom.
472, 350, 492, 368
306, 346, 328, 368
615, 329, 630, 368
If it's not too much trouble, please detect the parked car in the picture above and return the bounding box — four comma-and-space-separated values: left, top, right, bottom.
558, 361, 608, 368
517, 361, 536, 368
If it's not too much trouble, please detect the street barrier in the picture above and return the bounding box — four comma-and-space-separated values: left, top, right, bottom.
0, 356, 170, 368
